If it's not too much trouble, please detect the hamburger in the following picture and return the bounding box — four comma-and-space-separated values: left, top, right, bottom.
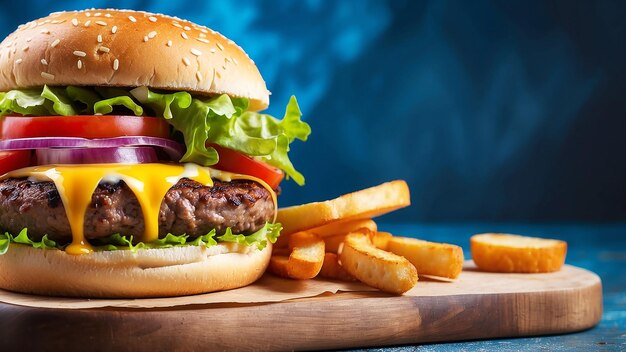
0, 9, 310, 297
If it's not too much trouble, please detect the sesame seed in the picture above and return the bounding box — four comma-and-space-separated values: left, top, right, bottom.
104, 13, 112, 18
97, 35, 103, 43
40, 29, 50, 34
129, 16, 137, 23
199, 33, 207, 38
98, 46, 110, 53
148, 31, 157, 39
95, 21, 107, 26
85, 12, 91, 17
196, 71, 202, 81
41, 59, 48, 65
41, 72, 55, 80
216, 43, 224, 51
149, 16, 158, 22
190, 48, 202, 56
184, 26, 191, 31
233, 57, 238, 65
72, 18, 79, 26
84, 20, 91, 27
181, 32, 188, 39
111, 26, 118, 34
200, 28, 208, 34
167, 40, 172, 47
94, 12, 101, 17
113, 59, 119, 71
172, 23, 183, 29
182, 57, 190, 66
196, 38, 209, 44
73, 50, 86, 57
22, 46, 29, 52
222, 65, 226, 70
144, 36, 149, 42
26, 37, 32, 42
225, 57, 232, 63
15, 59, 22, 64
51, 39, 60, 47
77, 60, 82, 69
210, 48, 216, 53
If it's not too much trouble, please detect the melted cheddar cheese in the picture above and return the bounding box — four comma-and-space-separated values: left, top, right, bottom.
2, 164, 277, 254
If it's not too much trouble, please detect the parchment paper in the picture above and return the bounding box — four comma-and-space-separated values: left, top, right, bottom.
0, 274, 378, 309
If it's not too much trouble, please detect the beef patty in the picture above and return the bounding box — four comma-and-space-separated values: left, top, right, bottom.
0, 177, 275, 243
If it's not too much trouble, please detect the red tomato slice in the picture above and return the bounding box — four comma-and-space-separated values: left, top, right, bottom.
209, 144, 284, 189
1, 115, 170, 139
0, 150, 31, 175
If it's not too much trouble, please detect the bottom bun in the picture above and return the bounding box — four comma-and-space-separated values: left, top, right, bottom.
0, 242, 272, 298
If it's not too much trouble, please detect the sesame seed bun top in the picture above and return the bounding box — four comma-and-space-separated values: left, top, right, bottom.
0, 9, 270, 111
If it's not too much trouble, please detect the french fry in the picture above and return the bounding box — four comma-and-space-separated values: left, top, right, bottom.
323, 229, 388, 253
318, 253, 356, 282
339, 231, 417, 294
307, 218, 378, 238
470, 233, 567, 273
371, 231, 392, 250
385, 237, 464, 279
275, 218, 378, 249
268, 232, 325, 279
323, 234, 347, 254
277, 181, 410, 236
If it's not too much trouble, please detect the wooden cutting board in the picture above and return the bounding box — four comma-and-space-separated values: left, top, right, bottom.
0, 263, 602, 351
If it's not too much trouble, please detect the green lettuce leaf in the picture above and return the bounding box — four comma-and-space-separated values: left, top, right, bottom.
0, 89, 49, 116
66, 86, 101, 114
0, 222, 280, 254
41, 86, 77, 116
0, 85, 310, 185
0, 228, 57, 254
94, 96, 144, 116
131, 88, 310, 184
217, 222, 281, 250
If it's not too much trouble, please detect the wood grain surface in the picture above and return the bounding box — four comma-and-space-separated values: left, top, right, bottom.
0, 264, 602, 351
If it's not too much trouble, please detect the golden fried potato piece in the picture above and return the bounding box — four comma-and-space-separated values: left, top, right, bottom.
277, 181, 410, 236
339, 231, 417, 294
323, 234, 347, 254
470, 233, 567, 273
308, 218, 378, 238
274, 218, 378, 249
268, 232, 325, 279
386, 237, 464, 279
323, 229, 389, 253
371, 231, 392, 251
318, 253, 356, 282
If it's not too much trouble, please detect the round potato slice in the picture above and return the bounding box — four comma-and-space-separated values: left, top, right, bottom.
470, 233, 567, 273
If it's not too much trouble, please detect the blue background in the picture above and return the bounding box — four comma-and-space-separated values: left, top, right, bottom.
1, 0, 625, 223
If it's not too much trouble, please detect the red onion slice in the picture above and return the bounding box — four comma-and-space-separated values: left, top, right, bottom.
35, 147, 159, 165
0, 136, 184, 160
